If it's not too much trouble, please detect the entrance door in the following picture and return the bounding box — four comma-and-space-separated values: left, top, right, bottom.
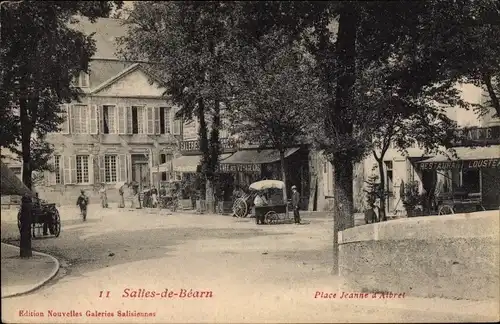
131, 154, 150, 188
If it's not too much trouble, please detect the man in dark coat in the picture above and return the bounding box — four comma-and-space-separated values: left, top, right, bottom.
291, 185, 301, 224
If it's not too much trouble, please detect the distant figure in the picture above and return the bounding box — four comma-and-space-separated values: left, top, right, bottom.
118, 183, 126, 208
151, 186, 158, 208
364, 207, 379, 224
99, 183, 108, 208
76, 189, 89, 221
291, 185, 301, 224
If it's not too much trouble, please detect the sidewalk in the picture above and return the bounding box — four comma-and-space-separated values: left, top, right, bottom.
1, 243, 60, 298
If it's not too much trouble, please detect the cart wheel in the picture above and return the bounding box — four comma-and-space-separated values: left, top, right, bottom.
265, 211, 278, 224
438, 205, 454, 215
52, 209, 61, 237
17, 211, 22, 231
233, 199, 247, 218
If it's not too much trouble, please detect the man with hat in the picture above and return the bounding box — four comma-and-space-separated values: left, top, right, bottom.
291, 185, 301, 224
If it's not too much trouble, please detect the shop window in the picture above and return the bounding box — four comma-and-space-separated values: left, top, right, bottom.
462, 169, 480, 194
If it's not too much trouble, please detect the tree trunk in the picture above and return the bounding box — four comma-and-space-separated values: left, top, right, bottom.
205, 177, 215, 214
279, 150, 288, 210
206, 100, 221, 214
19, 98, 33, 257
329, 4, 358, 275
377, 158, 387, 222
20, 196, 33, 258
483, 74, 500, 117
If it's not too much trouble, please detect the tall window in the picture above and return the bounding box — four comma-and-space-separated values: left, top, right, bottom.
76, 155, 89, 183
160, 107, 171, 134
104, 155, 117, 183
72, 105, 88, 133
131, 106, 145, 134
54, 155, 62, 184
103, 105, 116, 134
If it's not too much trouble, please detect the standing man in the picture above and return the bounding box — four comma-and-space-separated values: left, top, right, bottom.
76, 189, 89, 221
291, 185, 301, 224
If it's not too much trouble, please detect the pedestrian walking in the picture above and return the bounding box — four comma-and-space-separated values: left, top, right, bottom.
291, 185, 301, 224
76, 189, 89, 221
99, 183, 108, 208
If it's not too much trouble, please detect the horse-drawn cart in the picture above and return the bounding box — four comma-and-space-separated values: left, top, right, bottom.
249, 180, 292, 225
18, 201, 61, 238
437, 191, 486, 215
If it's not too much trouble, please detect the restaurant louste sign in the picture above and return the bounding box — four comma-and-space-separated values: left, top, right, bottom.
419, 158, 500, 170
180, 138, 238, 154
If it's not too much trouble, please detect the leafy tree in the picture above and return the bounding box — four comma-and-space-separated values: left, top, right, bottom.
357, 61, 466, 221
0, 0, 122, 258
120, 1, 239, 213
229, 30, 326, 204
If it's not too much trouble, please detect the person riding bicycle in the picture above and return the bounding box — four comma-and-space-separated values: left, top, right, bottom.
76, 189, 89, 221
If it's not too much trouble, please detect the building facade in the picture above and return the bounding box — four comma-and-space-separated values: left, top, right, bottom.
355, 83, 500, 214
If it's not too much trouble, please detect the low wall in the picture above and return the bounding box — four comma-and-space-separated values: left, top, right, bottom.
339, 210, 500, 301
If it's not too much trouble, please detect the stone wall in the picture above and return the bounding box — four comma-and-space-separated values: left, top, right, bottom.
339, 211, 499, 301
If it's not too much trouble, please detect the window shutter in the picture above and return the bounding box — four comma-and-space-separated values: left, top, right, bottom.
172, 107, 181, 135
90, 105, 98, 134
118, 106, 126, 134
63, 155, 70, 184
154, 107, 160, 134
99, 105, 105, 134
119, 154, 127, 182
165, 107, 171, 134
60, 104, 70, 134
48, 156, 56, 185
88, 154, 94, 185
147, 106, 154, 135
70, 155, 77, 184
126, 106, 133, 134
99, 155, 105, 183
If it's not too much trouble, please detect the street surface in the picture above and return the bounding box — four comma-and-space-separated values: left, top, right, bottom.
1, 206, 497, 323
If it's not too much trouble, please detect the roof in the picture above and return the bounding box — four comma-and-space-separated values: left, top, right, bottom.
1, 161, 33, 197
69, 17, 128, 60
90, 62, 166, 94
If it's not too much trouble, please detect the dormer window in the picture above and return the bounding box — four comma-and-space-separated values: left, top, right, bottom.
74, 71, 89, 88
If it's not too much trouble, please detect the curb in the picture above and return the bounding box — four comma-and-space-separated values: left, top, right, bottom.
1, 243, 60, 299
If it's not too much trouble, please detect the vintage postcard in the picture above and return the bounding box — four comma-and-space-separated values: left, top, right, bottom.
1, 1, 499, 323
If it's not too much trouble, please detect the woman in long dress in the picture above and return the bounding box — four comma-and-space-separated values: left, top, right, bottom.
99, 183, 108, 208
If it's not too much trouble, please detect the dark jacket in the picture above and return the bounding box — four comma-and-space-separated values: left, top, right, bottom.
291, 191, 300, 209
76, 195, 89, 208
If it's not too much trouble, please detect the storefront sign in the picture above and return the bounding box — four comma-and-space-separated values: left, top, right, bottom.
419, 158, 500, 170
180, 138, 238, 154
218, 163, 261, 173
452, 126, 500, 147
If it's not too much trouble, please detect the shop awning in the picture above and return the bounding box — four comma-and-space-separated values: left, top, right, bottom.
1, 161, 34, 197
168, 153, 232, 173
417, 146, 500, 170
221, 147, 300, 164
218, 147, 300, 173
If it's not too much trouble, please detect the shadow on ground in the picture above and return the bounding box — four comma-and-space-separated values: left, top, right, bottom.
2, 223, 293, 279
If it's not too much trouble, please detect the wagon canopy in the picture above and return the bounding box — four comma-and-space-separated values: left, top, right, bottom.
0, 161, 34, 197
249, 180, 285, 191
